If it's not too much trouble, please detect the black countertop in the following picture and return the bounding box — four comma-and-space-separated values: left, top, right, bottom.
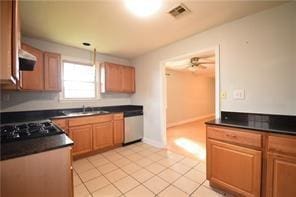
0, 105, 143, 124
206, 111, 296, 136
1, 133, 73, 161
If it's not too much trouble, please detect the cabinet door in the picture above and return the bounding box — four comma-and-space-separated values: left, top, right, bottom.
21, 43, 44, 90
114, 120, 124, 145
69, 125, 92, 156
93, 122, 113, 150
105, 63, 122, 92
44, 52, 61, 91
207, 139, 262, 197
122, 66, 135, 93
266, 153, 296, 197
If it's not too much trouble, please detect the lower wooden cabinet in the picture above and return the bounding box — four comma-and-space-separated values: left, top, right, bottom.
207, 139, 262, 197
113, 119, 124, 145
266, 153, 296, 197
69, 125, 93, 156
93, 122, 113, 150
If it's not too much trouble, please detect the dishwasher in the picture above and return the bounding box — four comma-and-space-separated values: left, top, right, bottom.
124, 110, 143, 144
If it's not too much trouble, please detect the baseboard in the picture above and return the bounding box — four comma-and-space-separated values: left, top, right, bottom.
142, 138, 165, 148
167, 113, 215, 128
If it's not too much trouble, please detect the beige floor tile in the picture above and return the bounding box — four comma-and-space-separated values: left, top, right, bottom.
73, 174, 83, 187
113, 157, 132, 167
194, 162, 206, 173
113, 176, 140, 193
97, 163, 118, 174
128, 146, 146, 153
166, 152, 184, 162
135, 158, 154, 167
118, 149, 135, 156
105, 153, 124, 162
73, 159, 95, 174
90, 157, 110, 167
179, 158, 200, 168
79, 168, 101, 182
170, 163, 191, 174
145, 163, 166, 174
158, 169, 182, 183
157, 158, 178, 167
172, 176, 200, 194
102, 150, 118, 157
84, 176, 110, 193
74, 184, 91, 197
191, 186, 223, 197
158, 185, 188, 197
125, 185, 155, 197
105, 169, 128, 183
146, 154, 164, 162
138, 150, 154, 157
184, 169, 206, 184
130, 169, 154, 183
202, 180, 211, 188
125, 153, 143, 161
87, 154, 104, 163
92, 184, 122, 197
121, 163, 142, 174
143, 176, 169, 194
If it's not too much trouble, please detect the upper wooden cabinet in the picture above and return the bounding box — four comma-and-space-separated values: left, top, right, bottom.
20, 44, 44, 90
44, 52, 61, 91
0, 0, 20, 86
101, 62, 135, 93
13, 44, 61, 92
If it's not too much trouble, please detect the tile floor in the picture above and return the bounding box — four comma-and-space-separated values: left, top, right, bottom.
73, 141, 225, 197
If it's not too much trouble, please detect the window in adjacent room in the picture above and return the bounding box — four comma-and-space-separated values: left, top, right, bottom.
61, 61, 98, 99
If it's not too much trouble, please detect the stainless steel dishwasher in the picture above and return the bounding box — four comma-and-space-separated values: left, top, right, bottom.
124, 110, 143, 144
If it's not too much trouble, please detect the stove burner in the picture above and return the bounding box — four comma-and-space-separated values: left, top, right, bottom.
0, 120, 63, 143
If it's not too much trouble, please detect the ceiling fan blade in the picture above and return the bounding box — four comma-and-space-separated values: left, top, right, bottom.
196, 61, 215, 65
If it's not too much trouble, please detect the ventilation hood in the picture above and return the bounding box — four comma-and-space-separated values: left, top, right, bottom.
18, 49, 36, 71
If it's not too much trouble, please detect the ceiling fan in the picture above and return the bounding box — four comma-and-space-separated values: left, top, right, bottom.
187, 56, 215, 71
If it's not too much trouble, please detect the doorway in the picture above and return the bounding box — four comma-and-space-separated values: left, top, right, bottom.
160, 47, 220, 161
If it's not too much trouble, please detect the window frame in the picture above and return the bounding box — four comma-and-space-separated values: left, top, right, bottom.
59, 60, 101, 101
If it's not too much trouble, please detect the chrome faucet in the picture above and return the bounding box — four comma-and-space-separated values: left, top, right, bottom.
82, 105, 94, 113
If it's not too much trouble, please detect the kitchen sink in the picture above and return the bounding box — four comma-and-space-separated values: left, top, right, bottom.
63, 110, 110, 117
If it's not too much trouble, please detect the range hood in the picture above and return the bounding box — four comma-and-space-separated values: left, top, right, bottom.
19, 49, 36, 71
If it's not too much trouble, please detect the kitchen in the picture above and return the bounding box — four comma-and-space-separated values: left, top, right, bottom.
1, 1, 296, 197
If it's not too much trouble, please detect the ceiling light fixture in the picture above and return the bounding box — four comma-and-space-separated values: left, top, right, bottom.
124, 0, 162, 17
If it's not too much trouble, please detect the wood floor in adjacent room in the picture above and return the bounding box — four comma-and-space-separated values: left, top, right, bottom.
166, 117, 214, 162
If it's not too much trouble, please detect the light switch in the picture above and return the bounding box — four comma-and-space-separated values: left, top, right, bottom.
233, 89, 245, 100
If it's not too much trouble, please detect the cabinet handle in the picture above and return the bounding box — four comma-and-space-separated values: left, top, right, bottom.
226, 134, 237, 138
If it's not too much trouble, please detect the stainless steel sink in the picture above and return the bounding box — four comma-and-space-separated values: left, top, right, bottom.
64, 111, 110, 117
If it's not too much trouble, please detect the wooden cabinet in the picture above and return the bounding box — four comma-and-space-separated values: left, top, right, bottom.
52, 118, 69, 134
93, 122, 113, 150
0, 0, 20, 86
266, 135, 296, 197
69, 125, 93, 156
20, 43, 44, 90
101, 62, 135, 93
122, 66, 135, 92
1, 147, 73, 197
207, 139, 262, 197
113, 113, 124, 145
44, 52, 61, 91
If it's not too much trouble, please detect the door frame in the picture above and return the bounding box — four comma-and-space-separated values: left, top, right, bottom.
159, 45, 221, 147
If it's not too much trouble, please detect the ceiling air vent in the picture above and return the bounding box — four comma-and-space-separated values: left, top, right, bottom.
168, 3, 190, 18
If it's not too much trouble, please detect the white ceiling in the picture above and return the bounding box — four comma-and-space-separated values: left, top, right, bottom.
20, 0, 286, 59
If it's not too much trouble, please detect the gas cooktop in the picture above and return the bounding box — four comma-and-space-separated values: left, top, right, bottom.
0, 120, 64, 143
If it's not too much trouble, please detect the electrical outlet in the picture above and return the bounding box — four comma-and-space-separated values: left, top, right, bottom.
233, 89, 245, 100
221, 91, 227, 99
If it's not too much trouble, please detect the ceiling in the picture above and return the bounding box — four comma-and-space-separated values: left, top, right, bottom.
20, 0, 286, 59
165, 50, 215, 77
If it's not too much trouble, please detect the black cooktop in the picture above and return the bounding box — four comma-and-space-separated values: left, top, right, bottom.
0, 120, 64, 143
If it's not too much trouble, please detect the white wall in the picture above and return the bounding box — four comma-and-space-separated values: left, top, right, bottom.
166, 69, 215, 126
131, 3, 296, 146
0, 37, 132, 112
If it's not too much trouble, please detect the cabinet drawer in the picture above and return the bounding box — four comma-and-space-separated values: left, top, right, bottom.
268, 135, 296, 157
69, 114, 113, 127
113, 113, 123, 120
52, 119, 68, 129
207, 126, 262, 148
